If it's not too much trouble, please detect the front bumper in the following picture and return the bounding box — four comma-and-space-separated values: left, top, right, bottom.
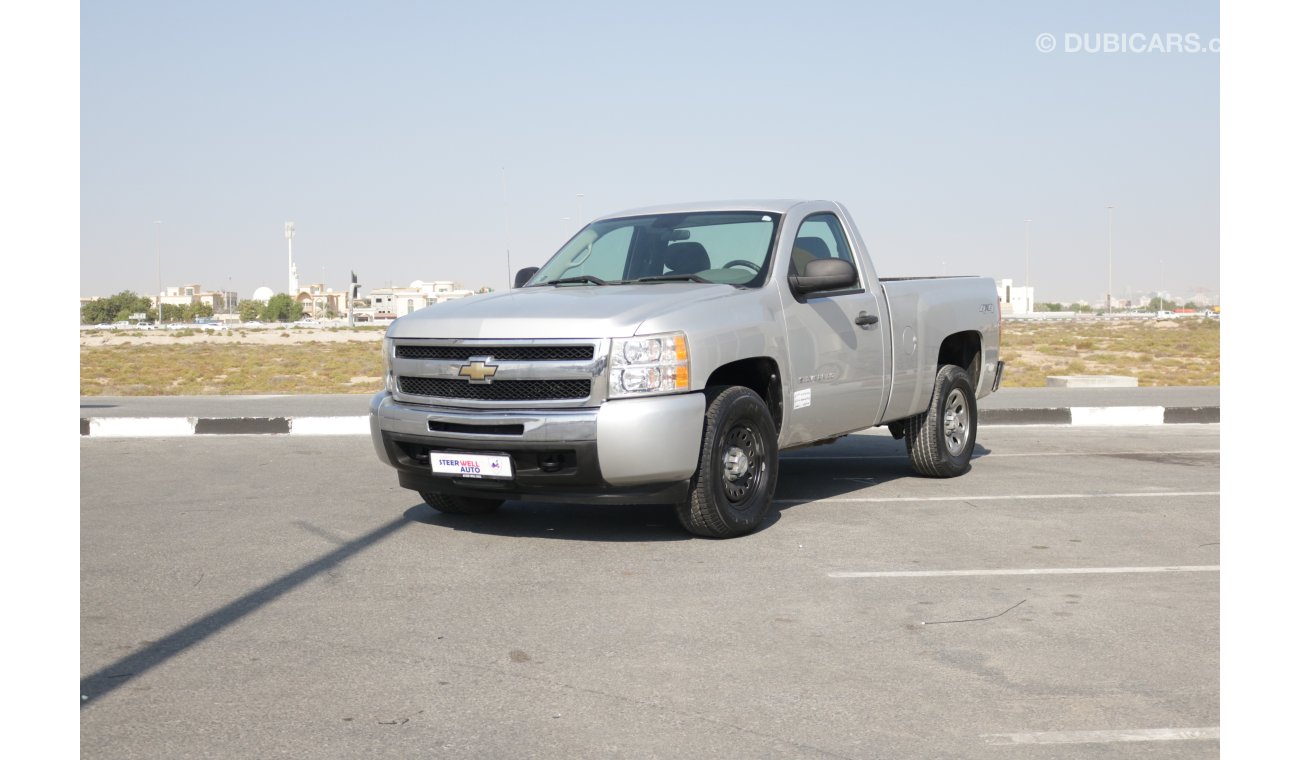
369, 391, 705, 504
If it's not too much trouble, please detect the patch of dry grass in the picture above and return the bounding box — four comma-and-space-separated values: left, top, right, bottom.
999, 318, 1219, 387
79, 318, 1220, 395
81, 340, 385, 396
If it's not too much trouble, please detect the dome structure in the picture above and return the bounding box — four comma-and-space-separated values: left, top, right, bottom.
252, 286, 275, 302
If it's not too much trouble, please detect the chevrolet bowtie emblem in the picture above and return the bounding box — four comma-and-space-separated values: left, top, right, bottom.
458, 358, 499, 384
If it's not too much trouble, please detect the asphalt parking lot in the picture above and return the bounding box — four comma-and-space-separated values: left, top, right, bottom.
81, 424, 1219, 759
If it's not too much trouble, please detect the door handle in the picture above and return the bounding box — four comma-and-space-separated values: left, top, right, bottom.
855, 312, 879, 327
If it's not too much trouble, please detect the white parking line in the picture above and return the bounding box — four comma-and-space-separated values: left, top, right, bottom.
982, 727, 1219, 745
784, 449, 1219, 461
829, 565, 1219, 578
776, 491, 1218, 504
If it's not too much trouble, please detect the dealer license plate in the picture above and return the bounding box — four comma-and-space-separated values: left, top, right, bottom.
430, 452, 513, 480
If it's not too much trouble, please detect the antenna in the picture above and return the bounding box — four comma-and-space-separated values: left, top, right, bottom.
502, 168, 513, 288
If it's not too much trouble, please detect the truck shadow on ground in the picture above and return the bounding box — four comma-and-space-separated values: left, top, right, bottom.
403, 502, 692, 542
403, 436, 991, 541
773, 436, 990, 507
82, 512, 413, 707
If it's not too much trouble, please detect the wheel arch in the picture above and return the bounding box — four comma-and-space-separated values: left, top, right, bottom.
704, 357, 783, 435
936, 331, 983, 388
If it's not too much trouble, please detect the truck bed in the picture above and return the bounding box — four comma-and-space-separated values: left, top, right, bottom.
877, 275, 1001, 424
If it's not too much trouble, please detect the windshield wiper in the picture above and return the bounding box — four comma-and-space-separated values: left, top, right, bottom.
634, 274, 710, 284
546, 275, 611, 286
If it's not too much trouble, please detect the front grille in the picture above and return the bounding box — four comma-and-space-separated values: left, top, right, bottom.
395, 345, 594, 361
427, 420, 525, 436
398, 377, 591, 401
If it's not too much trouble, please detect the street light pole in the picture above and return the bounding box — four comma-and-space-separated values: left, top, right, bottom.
1023, 219, 1031, 313
154, 220, 163, 324
1158, 259, 1164, 312
1106, 205, 1116, 314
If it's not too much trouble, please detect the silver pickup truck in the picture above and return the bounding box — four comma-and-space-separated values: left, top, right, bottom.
371, 200, 1003, 537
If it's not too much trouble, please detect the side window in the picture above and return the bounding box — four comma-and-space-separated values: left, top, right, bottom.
790, 213, 859, 288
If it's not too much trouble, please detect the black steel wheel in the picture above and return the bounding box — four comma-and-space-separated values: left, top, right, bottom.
675, 386, 779, 538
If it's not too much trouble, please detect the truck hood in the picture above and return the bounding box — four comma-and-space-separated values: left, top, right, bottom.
387, 283, 744, 339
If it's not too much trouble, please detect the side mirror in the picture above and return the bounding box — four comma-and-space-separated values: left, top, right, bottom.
788, 258, 857, 295
514, 267, 539, 288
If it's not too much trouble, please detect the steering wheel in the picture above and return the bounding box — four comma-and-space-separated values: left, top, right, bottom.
722, 259, 762, 273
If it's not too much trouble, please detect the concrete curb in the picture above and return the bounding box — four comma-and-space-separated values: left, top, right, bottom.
983, 406, 1219, 426
80, 406, 1219, 438
81, 416, 371, 438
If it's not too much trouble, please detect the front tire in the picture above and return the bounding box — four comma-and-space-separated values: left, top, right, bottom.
675, 387, 779, 538
419, 491, 504, 515
904, 365, 977, 478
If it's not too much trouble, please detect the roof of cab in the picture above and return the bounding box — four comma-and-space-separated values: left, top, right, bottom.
591, 199, 825, 222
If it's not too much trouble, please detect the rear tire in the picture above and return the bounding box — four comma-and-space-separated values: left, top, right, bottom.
675, 386, 779, 538
419, 491, 504, 515
904, 365, 977, 478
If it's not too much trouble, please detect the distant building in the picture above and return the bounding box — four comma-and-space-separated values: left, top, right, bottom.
294, 282, 348, 318
997, 279, 1034, 315
155, 284, 238, 313
359, 280, 476, 321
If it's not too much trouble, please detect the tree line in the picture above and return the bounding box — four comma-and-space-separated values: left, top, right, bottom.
1035, 302, 1095, 313
238, 294, 304, 322
1034, 299, 1214, 313
82, 291, 305, 324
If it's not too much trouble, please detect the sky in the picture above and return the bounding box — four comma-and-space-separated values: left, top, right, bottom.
81, 0, 1219, 304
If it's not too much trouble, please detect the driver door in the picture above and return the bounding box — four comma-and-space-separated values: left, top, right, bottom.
779, 212, 888, 443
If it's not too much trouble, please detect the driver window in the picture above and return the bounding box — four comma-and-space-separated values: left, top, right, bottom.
790, 214, 860, 288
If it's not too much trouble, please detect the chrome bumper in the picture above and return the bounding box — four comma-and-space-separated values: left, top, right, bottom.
371, 391, 598, 442
370, 391, 704, 487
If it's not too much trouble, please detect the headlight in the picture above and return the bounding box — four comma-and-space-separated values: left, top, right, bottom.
609, 332, 689, 398
383, 337, 395, 392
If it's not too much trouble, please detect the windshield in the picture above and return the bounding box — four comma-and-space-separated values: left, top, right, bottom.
527, 211, 780, 287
